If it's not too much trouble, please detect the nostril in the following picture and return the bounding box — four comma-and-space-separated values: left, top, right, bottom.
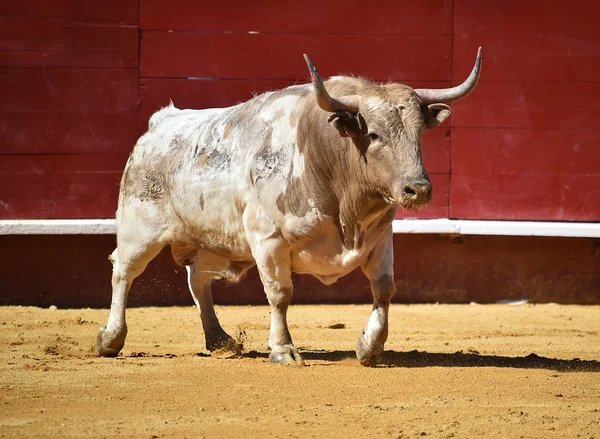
404, 186, 417, 197
403, 183, 432, 202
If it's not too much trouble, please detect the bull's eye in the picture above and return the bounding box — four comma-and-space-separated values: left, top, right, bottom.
369, 133, 379, 141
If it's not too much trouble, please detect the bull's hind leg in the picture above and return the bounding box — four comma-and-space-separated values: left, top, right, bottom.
96, 237, 163, 357
186, 258, 241, 357
357, 227, 396, 366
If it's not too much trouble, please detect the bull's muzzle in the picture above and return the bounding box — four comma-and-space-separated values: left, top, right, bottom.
402, 181, 433, 207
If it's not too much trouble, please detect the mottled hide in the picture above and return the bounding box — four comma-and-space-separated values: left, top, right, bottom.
97, 51, 482, 366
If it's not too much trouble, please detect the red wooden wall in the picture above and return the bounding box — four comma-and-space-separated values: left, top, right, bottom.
0, 0, 138, 218
1, 0, 599, 221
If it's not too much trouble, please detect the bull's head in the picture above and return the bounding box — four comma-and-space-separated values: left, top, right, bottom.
304, 49, 482, 210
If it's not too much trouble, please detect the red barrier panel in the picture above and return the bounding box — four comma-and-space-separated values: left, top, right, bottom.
0, 18, 138, 69
141, 32, 451, 81
0, 0, 138, 25
0, 69, 139, 156
451, 128, 600, 221
0, 155, 125, 218
140, 0, 452, 34
450, 0, 600, 221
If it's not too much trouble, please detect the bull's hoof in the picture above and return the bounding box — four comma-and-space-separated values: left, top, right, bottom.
96, 325, 127, 357
356, 335, 383, 366
209, 337, 243, 359
269, 344, 304, 366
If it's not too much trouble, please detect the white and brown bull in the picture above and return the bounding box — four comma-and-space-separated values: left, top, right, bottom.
97, 49, 482, 365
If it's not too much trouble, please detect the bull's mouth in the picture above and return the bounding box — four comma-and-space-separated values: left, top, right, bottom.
398, 200, 430, 211
382, 195, 430, 211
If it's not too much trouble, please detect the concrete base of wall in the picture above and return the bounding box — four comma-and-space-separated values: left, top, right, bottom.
1, 234, 598, 307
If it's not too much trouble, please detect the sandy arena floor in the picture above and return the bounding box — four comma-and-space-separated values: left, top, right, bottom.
1, 304, 599, 438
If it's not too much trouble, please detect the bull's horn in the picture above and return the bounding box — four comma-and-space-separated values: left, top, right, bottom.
303, 54, 361, 113
415, 47, 482, 105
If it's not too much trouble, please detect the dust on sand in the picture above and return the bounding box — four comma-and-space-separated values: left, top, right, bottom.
1, 304, 599, 438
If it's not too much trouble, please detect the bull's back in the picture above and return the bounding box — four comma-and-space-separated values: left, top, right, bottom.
118, 89, 309, 259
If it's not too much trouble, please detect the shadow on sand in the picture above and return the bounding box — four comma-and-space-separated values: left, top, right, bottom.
237, 349, 600, 372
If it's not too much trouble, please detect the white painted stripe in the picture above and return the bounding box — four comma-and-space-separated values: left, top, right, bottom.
0, 218, 598, 238
392, 219, 460, 235
0, 219, 116, 235
392, 219, 600, 238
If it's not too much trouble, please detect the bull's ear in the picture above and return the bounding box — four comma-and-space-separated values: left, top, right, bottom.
423, 103, 451, 129
328, 111, 370, 153
328, 111, 367, 138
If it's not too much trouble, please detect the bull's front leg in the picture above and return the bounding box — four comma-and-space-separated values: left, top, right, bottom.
357, 227, 396, 366
244, 207, 302, 366
257, 243, 302, 366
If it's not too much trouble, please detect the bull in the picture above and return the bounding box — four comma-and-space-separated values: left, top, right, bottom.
97, 49, 482, 365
